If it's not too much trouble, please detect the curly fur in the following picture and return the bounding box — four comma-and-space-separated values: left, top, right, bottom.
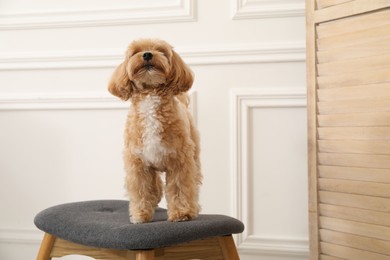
108, 39, 202, 223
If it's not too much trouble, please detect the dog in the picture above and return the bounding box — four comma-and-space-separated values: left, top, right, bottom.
108, 39, 202, 224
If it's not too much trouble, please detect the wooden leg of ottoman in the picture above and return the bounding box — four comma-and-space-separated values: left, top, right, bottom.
218, 235, 240, 260
37, 233, 56, 260
135, 250, 155, 260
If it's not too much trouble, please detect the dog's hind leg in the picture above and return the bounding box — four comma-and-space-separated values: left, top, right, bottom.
189, 117, 203, 188
151, 171, 163, 208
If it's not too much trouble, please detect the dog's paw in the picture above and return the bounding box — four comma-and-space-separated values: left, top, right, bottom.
168, 211, 197, 222
130, 216, 150, 224
130, 213, 153, 224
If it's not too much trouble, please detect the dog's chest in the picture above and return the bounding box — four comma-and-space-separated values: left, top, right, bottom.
137, 95, 172, 167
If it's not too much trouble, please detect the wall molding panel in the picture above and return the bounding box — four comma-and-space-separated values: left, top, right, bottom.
0, 91, 197, 114
0, 0, 195, 30
0, 42, 305, 71
0, 228, 42, 245
231, 0, 304, 19
240, 236, 309, 256
230, 88, 308, 257
0, 50, 121, 71
0, 92, 127, 111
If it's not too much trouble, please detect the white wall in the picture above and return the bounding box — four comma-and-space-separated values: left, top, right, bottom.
0, 0, 308, 259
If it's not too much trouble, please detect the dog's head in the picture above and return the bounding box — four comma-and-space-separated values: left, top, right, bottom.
108, 39, 193, 100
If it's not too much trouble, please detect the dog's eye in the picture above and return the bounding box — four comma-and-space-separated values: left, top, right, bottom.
156, 48, 165, 53
129, 48, 140, 57
156, 47, 171, 58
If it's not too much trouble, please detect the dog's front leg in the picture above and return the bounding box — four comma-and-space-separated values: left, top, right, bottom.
165, 159, 201, 222
125, 155, 161, 224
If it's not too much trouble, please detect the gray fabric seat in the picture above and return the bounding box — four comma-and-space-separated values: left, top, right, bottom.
34, 200, 244, 250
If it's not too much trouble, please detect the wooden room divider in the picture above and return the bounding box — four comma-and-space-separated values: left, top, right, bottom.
306, 1, 390, 259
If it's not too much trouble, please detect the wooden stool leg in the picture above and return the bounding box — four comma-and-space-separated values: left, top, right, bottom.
218, 235, 240, 260
135, 250, 155, 260
37, 233, 56, 260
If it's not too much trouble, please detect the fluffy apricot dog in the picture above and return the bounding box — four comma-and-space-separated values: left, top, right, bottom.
108, 39, 202, 224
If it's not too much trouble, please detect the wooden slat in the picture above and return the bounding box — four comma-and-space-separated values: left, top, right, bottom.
320, 229, 390, 256
317, 37, 390, 63
318, 112, 390, 127
317, 23, 390, 51
317, 68, 390, 89
319, 191, 390, 212
321, 242, 390, 260
317, 0, 353, 9
319, 153, 390, 169
318, 98, 390, 115
320, 203, 390, 226
318, 140, 390, 155
306, 0, 320, 258
317, 53, 390, 76
319, 178, 390, 198
317, 83, 390, 101
317, 8, 390, 38
318, 127, 390, 140
319, 165, 390, 183
314, 0, 390, 23
320, 216, 390, 241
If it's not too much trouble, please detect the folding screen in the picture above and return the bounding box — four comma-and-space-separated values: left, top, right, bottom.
306, 1, 390, 259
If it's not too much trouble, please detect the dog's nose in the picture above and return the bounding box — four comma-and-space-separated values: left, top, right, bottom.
143, 52, 153, 61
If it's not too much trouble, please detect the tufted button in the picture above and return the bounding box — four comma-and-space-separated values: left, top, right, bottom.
99, 208, 114, 213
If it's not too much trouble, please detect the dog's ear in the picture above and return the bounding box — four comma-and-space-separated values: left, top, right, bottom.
108, 62, 133, 101
167, 50, 194, 94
